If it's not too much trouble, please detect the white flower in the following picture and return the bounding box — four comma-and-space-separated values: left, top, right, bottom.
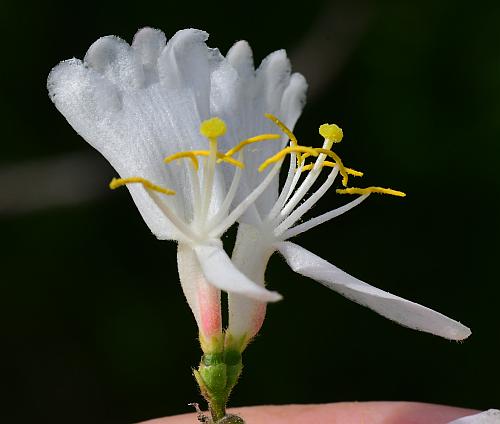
47, 27, 306, 351
215, 43, 471, 348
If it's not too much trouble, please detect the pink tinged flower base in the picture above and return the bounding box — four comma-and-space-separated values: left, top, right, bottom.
198, 277, 223, 340
177, 243, 222, 351
227, 223, 277, 348
249, 302, 267, 337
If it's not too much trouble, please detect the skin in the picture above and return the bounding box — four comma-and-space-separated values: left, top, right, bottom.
139, 402, 478, 424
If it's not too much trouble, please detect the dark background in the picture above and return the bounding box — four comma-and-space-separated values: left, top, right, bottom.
2, 0, 499, 423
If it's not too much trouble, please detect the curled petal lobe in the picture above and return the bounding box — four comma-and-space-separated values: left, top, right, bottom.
226, 40, 255, 80
280, 73, 308, 132
193, 244, 282, 303
256, 49, 291, 113
132, 27, 167, 67
84, 35, 145, 88
47, 58, 122, 125
132, 27, 167, 84
276, 241, 471, 341
158, 28, 220, 118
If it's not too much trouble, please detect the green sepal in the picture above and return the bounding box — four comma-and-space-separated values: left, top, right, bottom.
200, 362, 227, 394
194, 349, 243, 422
223, 349, 242, 391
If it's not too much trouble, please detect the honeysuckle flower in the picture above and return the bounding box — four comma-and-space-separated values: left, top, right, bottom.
47, 27, 309, 421
46, 27, 308, 353
214, 43, 471, 350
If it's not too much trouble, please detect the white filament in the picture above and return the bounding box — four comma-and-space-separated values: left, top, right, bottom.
274, 166, 339, 236
210, 160, 283, 237
282, 194, 369, 239
208, 151, 244, 229
266, 154, 302, 222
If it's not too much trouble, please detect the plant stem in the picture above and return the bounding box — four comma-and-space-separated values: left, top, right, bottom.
209, 397, 226, 422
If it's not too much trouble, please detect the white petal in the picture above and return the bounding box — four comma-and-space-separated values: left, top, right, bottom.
277, 241, 471, 340
194, 244, 282, 302
448, 410, 500, 424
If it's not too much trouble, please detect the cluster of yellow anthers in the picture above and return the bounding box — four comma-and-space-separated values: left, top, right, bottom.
109, 117, 277, 194
109, 115, 405, 199
261, 114, 406, 198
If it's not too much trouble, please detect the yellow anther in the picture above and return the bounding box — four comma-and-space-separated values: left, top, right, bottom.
319, 123, 343, 143
336, 187, 406, 197
200, 117, 227, 139
163, 151, 200, 170
344, 168, 364, 177
265, 113, 302, 165
164, 150, 244, 169
264, 114, 298, 147
215, 153, 244, 168
259, 146, 319, 172
224, 134, 281, 157
109, 177, 176, 195
345, 167, 364, 177
301, 161, 364, 177
300, 152, 313, 163
315, 148, 350, 186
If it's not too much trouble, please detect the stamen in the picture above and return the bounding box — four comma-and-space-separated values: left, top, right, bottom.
208, 151, 244, 228
258, 146, 319, 172
301, 161, 364, 177
282, 194, 370, 239
265, 153, 302, 222
264, 114, 298, 147
277, 136, 336, 221
187, 159, 202, 226
147, 190, 201, 242
275, 166, 339, 236
265, 113, 301, 165
210, 160, 283, 238
200, 119, 223, 227
164, 151, 244, 169
109, 177, 176, 196
224, 134, 281, 158
314, 148, 350, 186
163, 152, 201, 170
336, 187, 406, 197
